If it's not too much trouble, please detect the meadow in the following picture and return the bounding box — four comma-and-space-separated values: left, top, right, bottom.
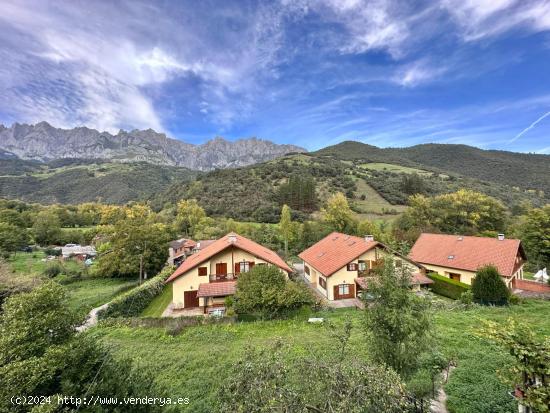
89, 298, 550, 413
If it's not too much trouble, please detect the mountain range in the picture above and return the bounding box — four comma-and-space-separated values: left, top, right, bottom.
0, 122, 305, 170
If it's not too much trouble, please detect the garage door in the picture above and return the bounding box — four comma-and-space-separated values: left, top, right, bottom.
184, 290, 199, 308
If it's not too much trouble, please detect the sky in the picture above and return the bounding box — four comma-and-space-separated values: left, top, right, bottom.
0, 0, 550, 153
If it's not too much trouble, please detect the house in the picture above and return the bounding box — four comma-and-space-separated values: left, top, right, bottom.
298, 232, 431, 301
408, 233, 526, 288
61, 244, 97, 261
165, 232, 293, 313
167, 238, 216, 266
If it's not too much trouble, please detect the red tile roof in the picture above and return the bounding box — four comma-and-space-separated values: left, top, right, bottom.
298, 232, 379, 277
408, 233, 525, 277
166, 232, 292, 283
197, 281, 236, 297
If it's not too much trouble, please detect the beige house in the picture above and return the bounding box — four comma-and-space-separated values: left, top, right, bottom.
408, 233, 526, 288
298, 232, 431, 301
165, 232, 293, 314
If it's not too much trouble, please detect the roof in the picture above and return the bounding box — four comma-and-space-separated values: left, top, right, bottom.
195, 240, 215, 250
61, 245, 96, 257
298, 232, 379, 277
169, 238, 197, 249
197, 281, 236, 297
166, 232, 293, 283
408, 233, 526, 277
411, 272, 434, 285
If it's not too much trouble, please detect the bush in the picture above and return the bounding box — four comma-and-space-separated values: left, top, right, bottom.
234, 265, 314, 319
98, 265, 175, 319
427, 272, 470, 300
459, 290, 473, 305
43, 247, 61, 257
472, 265, 509, 306
509, 294, 522, 305
42, 261, 64, 278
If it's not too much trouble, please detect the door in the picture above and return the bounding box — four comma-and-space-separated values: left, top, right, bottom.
216, 263, 227, 275
184, 290, 199, 308
449, 273, 461, 282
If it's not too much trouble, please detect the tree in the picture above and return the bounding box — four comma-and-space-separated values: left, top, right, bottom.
176, 199, 206, 237
364, 259, 432, 378
479, 319, 550, 413
234, 265, 313, 319
0, 282, 157, 413
471, 265, 509, 305
0, 223, 29, 255
279, 204, 293, 256
322, 192, 355, 232
95, 212, 171, 279
397, 189, 507, 235
32, 210, 62, 246
401, 173, 425, 195
278, 174, 317, 211
520, 205, 550, 269
0, 208, 25, 227
219, 324, 411, 413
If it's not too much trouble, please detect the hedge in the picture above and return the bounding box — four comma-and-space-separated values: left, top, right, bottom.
98, 265, 175, 319
427, 272, 470, 300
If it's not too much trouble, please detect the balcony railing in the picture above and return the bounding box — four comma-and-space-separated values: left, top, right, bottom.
209, 273, 238, 282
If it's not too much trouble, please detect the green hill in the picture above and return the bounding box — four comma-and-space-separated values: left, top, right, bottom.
315, 141, 550, 197
0, 159, 196, 204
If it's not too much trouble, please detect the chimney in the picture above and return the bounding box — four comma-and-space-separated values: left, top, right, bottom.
228, 234, 237, 244
498, 234, 505, 241
365, 235, 374, 242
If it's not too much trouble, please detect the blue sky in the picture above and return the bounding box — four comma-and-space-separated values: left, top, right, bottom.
0, 0, 549, 153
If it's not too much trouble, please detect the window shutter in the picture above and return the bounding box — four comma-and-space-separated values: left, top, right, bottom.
249, 261, 255, 269
235, 263, 240, 274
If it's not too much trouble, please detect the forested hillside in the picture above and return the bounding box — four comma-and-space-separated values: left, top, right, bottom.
0, 159, 196, 204
315, 141, 550, 196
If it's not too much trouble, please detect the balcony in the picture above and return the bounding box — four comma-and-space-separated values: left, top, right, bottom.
209, 273, 239, 282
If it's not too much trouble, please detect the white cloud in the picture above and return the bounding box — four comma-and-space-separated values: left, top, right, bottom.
393, 60, 448, 87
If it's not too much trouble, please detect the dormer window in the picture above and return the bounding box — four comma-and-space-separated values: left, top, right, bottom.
448, 255, 455, 260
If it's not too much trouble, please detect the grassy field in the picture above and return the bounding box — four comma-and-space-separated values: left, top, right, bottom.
5, 253, 137, 318
352, 177, 407, 221
90, 299, 550, 413
360, 162, 433, 175
141, 284, 173, 317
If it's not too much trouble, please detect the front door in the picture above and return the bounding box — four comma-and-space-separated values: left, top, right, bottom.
184, 290, 199, 308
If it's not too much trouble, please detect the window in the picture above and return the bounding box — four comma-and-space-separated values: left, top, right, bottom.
347, 263, 358, 271
198, 267, 207, 276
448, 273, 461, 282
305, 265, 310, 275
338, 284, 350, 296
239, 261, 250, 273
358, 261, 367, 271
319, 277, 326, 289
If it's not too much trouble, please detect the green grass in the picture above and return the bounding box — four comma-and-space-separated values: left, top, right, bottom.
351, 178, 407, 220
360, 162, 432, 175
64, 278, 137, 317
90, 299, 550, 413
141, 283, 173, 317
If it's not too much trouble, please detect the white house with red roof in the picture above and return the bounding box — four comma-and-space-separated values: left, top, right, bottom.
298, 232, 431, 301
166, 232, 293, 313
408, 233, 526, 288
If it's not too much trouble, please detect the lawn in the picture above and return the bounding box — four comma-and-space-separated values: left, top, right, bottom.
352, 177, 407, 220
64, 277, 137, 318
360, 162, 433, 176
89, 299, 550, 413
141, 283, 173, 317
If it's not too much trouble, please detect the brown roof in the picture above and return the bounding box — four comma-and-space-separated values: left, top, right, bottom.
298, 232, 379, 277
169, 238, 197, 249
408, 233, 525, 277
411, 272, 434, 285
195, 240, 215, 250
197, 281, 236, 297
166, 232, 292, 283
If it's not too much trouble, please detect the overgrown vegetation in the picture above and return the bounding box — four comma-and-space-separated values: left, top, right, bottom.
472, 265, 510, 306
426, 272, 471, 300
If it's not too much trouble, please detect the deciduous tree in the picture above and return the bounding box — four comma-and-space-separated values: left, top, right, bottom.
322, 192, 355, 232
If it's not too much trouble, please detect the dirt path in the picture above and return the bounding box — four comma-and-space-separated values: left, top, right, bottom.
76, 302, 109, 332
430, 366, 455, 413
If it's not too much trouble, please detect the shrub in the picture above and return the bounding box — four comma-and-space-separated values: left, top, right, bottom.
43, 248, 61, 257
98, 265, 175, 319
427, 272, 470, 300
234, 265, 314, 319
459, 290, 473, 305
472, 265, 509, 305
42, 261, 64, 278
